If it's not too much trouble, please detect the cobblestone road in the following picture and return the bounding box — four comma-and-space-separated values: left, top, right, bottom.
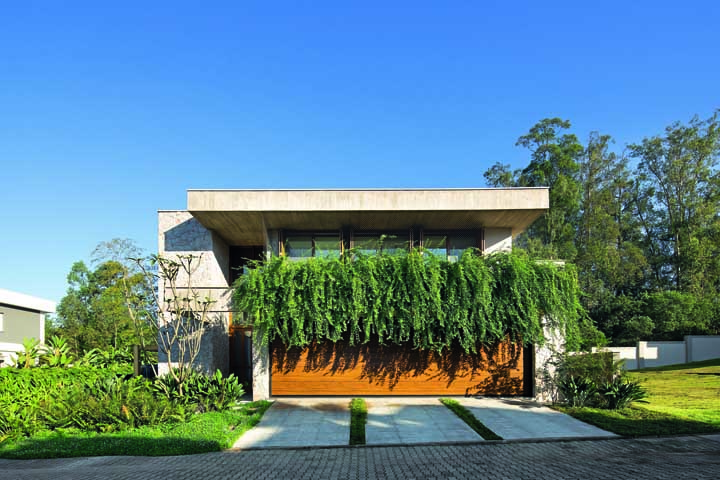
2, 435, 719, 480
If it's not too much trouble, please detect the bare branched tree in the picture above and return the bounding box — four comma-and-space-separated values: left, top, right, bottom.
123, 254, 215, 394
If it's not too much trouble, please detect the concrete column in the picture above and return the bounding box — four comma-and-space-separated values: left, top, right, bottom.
533, 321, 565, 403
252, 328, 270, 400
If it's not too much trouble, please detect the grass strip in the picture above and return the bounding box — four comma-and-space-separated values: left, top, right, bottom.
440, 398, 502, 440
349, 398, 367, 445
555, 405, 720, 437
0, 401, 272, 459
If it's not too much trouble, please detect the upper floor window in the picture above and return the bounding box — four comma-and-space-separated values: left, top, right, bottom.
353, 233, 410, 255
285, 233, 342, 259
423, 232, 478, 261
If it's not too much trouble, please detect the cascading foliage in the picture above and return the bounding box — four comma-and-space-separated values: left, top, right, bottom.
233, 250, 584, 352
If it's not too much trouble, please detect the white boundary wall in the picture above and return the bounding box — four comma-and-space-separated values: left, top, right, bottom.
594, 335, 720, 370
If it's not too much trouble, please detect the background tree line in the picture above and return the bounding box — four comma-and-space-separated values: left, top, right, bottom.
485, 110, 720, 345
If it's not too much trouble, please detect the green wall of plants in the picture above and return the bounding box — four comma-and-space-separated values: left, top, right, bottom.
233, 251, 584, 352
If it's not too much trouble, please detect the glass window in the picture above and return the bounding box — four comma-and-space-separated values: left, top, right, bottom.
285, 234, 341, 259
423, 234, 448, 258
285, 235, 313, 258
354, 233, 409, 254
314, 236, 342, 259
448, 233, 477, 261
353, 234, 381, 255
423, 232, 477, 260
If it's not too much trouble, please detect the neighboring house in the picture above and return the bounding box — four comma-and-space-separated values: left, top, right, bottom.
0, 288, 56, 366
159, 188, 562, 401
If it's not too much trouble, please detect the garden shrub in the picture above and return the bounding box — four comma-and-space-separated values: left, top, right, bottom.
0, 363, 243, 441
558, 376, 597, 407
153, 369, 245, 412
596, 378, 648, 409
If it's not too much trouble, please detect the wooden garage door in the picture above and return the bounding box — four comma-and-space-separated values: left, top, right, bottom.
271, 339, 530, 396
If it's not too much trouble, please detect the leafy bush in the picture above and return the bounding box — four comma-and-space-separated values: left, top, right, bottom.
79, 346, 133, 370
153, 369, 245, 412
597, 378, 648, 410
558, 376, 597, 407
560, 352, 621, 386
0, 365, 243, 441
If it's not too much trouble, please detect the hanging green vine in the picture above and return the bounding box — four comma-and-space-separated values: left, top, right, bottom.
233, 250, 584, 352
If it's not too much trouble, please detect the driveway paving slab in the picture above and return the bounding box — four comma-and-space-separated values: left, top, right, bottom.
2, 436, 719, 480
365, 397, 481, 445
233, 398, 351, 449
458, 396, 617, 439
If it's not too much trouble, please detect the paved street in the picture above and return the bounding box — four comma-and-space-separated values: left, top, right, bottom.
3, 435, 720, 480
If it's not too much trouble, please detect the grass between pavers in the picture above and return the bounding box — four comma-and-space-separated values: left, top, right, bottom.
439, 398, 502, 440
349, 398, 367, 445
0, 400, 272, 460
557, 358, 720, 437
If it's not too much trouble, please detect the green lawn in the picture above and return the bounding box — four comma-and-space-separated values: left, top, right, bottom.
0, 401, 271, 459
559, 358, 720, 436
627, 358, 720, 427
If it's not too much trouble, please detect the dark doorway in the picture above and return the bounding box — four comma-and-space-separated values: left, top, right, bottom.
229, 246, 265, 284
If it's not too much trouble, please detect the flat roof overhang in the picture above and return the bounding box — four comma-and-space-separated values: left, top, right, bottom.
186, 188, 549, 246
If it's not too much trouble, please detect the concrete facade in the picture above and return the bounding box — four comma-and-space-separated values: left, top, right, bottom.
0, 289, 55, 366
157, 211, 231, 376
159, 188, 555, 401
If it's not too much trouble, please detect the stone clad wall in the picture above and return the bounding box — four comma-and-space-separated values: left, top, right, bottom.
158, 211, 230, 376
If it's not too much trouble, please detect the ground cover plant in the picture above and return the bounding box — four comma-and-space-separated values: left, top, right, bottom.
440, 398, 502, 440
235, 251, 586, 352
557, 358, 720, 436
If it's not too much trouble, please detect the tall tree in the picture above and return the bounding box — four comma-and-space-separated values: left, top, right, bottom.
55, 240, 154, 354
629, 111, 720, 293
486, 118, 584, 259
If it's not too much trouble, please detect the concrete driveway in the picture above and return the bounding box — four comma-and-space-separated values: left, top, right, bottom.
234, 396, 614, 449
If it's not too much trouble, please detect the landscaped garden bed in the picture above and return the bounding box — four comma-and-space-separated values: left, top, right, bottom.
556, 358, 720, 437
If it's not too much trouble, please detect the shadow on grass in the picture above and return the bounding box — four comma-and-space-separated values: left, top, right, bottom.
558, 406, 720, 437
0, 435, 221, 460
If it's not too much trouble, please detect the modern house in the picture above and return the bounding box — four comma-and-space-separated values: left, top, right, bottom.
0, 288, 56, 366
159, 188, 563, 401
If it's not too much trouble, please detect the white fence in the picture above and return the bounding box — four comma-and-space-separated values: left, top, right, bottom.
593, 335, 720, 370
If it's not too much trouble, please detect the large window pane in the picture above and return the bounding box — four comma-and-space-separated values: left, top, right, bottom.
285, 235, 313, 258
314, 236, 341, 259
353, 234, 381, 255
423, 234, 447, 258
448, 233, 477, 260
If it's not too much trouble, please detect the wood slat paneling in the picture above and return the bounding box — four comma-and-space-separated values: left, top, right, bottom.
271, 339, 526, 396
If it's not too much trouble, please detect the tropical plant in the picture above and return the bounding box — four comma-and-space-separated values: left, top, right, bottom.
558, 376, 597, 407
597, 378, 648, 409
40, 336, 74, 367
12, 338, 42, 369
153, 369, 244, 412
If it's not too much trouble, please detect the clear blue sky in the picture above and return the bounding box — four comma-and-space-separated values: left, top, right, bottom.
1, 1, 718, 304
